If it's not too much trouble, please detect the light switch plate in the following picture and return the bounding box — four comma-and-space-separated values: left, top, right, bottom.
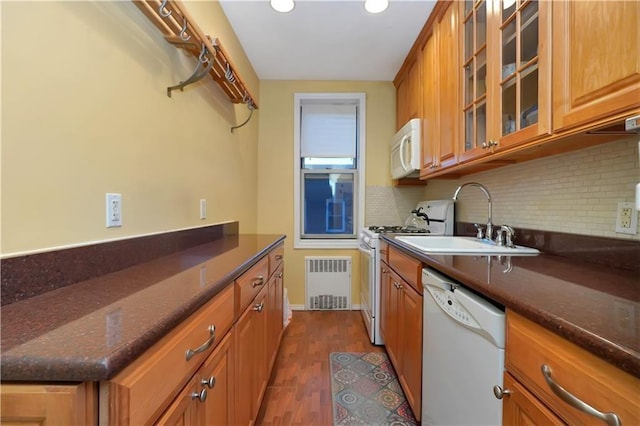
200, 199, 207, 220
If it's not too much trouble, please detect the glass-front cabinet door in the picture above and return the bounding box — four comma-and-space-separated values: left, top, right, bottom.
460, 0, 490, 162
459, 0, 550, 163
497, 0, 550, 148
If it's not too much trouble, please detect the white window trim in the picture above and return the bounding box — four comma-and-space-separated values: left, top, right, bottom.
293, 93, 366, 249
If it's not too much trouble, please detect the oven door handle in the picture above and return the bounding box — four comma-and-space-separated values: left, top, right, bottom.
358, 244, 375, 256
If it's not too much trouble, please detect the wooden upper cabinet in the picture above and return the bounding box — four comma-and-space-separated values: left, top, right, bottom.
421, 2, 459, 177
421, 34, 439, 174
437, 2, 459, 169
552, 0, 640, 131
493, 0, 552, 150
458, 0, 552, 164
396, 55, 423, 130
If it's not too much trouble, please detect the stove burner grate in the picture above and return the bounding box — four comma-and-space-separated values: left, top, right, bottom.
368, 225, 430, 234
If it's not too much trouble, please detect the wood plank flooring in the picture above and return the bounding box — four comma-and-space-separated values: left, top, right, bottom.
256, 310, 386, 425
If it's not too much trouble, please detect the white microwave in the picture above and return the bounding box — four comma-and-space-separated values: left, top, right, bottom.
390, 118, 421, 179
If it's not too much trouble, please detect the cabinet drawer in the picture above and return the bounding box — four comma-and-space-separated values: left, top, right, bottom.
108, 284, 235, 426
388, 246, 422, 294
235, 255, 269, 313
268, 244, 284, 278
506, 310, 640, 426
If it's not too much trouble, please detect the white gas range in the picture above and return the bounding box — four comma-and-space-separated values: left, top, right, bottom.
358, 200, 454, 345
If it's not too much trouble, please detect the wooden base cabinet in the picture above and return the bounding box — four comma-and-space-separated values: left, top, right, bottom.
379, 247, 423, 421
156, 331, 235, 426
106, 284, 235, 425
1, 243, 286, 426
235, 246, 285, 426
502, 372, 563, 426
0, 382, 97, 425
502, 311, 640, 425
235, 285, 268, 426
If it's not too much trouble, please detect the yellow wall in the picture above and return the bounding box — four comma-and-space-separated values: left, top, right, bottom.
1, 1, 260, 255
256, 80, 397, 306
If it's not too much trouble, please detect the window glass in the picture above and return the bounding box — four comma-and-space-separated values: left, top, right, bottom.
302, 172, 354, 237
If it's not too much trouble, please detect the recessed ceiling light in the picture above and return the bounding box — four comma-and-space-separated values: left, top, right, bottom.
271, 0, 295, 13
364, 0, 389, 14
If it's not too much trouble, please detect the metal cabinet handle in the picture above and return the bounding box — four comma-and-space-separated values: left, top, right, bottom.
190, 388, 207, 403
275, 254, 283, 261
277, 272, 283, 279
201, 376, 216, 389
393, 282, 403, 290
541, 365, 621, 426
252, 302, 264, 312
493, 385, 511, 399
185, 325, 216, 361
252, 275, 265, 288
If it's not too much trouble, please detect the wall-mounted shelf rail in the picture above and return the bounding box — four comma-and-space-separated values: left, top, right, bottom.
132, 0, 258, 109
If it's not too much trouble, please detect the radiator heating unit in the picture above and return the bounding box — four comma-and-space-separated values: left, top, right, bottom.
305, 256, 351, 310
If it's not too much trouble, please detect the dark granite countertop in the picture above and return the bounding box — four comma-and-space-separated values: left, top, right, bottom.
382, 235, 640, 378
0, 234, 285, 382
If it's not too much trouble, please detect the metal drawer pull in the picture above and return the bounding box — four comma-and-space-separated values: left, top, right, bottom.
277, 272, 283, 278
190, 388, 207, 403
252, 275, 265, 288
253, 302, 264, 312
275, 254, 283, 261
541, 365, 622, 426
201, 376, 216, 389
185, 325, 216, 361
492, 385, 510, 399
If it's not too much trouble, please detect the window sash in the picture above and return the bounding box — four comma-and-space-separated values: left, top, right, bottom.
300, 169, 357, 239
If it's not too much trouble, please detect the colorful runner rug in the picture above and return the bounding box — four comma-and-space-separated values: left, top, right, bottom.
330, 352, 418, 425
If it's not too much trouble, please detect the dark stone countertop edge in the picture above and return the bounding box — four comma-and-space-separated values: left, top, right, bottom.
382, 235, 640, 379
0, 234, 286, 382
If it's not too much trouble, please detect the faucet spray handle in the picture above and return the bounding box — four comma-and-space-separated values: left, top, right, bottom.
500, 225, 515, 247
473, 223, 484, 239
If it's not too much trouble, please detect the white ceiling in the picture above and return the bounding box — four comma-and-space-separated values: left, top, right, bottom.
218, 0, 436, 81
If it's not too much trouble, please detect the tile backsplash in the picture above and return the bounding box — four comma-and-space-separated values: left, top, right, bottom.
421, 137, 640, 240
365, 186, 428, 226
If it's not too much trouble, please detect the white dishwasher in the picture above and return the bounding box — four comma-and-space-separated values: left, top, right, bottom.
422, 267, 505, 426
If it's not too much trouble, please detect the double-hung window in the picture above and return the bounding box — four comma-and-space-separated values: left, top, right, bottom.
294, 93, 365, 249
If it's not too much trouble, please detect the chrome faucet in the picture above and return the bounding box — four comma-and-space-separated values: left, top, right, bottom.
452, 182, 493, 241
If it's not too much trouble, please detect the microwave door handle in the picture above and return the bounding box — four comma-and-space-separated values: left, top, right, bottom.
399, 134, 410, 170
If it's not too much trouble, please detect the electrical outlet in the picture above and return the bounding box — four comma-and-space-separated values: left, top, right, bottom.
615, 202, 637, 234
200, 199, 207, 220
106, 193, 122, 228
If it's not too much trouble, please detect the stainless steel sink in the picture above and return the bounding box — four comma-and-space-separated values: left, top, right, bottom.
395, 236, 540, 255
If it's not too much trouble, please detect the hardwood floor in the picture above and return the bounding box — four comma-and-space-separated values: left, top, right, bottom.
256, 310, 386, 425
